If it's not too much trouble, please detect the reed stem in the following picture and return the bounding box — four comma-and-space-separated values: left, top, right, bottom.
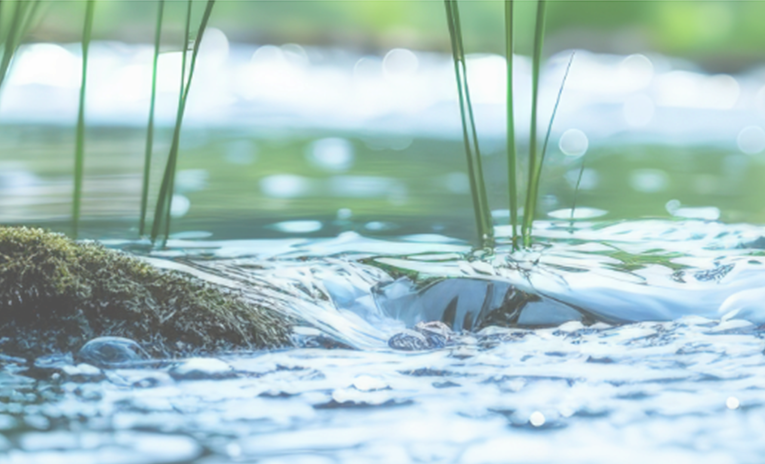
139, 0, 165, 237
443, 0, 493, 247
151, 0, 216, 245
72, 0, 95, 238
504, 0, 518, 250
521, 0, 547, 248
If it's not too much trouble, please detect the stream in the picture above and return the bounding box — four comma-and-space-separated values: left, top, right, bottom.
2, 219, 765, 463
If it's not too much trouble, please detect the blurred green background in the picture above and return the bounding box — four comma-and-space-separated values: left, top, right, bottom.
28, 1, 765, 72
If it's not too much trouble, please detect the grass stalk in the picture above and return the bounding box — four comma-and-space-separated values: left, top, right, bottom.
150, 0, 216, 244
443, 0, 493, 247
138, 0, 165, 237
521, 0, 547, 248
72, 0, 95, 238
504, 0, 518, 250
0, 0, 41, 90
533, 51, 575, 204
570, 156, 586, 232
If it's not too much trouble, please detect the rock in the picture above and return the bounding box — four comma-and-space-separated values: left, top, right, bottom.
0, 227, 292, 359
76, 337, 149, 368
388, 330, 430, 351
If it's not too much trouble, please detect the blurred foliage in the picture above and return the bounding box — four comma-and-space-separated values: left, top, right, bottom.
16, 1, 765, 71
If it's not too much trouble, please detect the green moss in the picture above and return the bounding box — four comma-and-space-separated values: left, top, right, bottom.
0, 227, 292, 359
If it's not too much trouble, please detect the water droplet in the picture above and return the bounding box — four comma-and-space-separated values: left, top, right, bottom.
383, 48, 418, 79
737, 126, 765, 155
529, 411, 546, 427
558, 129, 588, 158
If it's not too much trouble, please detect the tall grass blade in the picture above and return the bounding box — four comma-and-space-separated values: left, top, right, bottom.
151, 0, 216, 245
504, 0, 518, 250
533, 51, 575, 197
0, 0, 42, 90
138, 0, 165, 237
443, 0, 492, 247
521, 0, 547, 248
72, 0, 95, 238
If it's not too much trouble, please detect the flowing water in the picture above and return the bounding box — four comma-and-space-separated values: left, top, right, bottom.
3, 220, 765, 463
4, 38, 765, 462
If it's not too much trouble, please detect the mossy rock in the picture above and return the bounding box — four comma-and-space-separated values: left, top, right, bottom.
0, 227, 293, 359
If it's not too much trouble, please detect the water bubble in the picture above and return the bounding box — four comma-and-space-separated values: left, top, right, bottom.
260, 174, 310, 198
307, 138, 354, 172
623, 94, 655, 127
737, 126, 765, 155
665, 199, 681, 215
336, 208, 352, 220
529, 411, 546, 427
629, 169, 668, 193
726, 396, 740, 410
383, 48, 419, 79
618, 54, 654, 90
170, 194, 190, 218
558, 129, 589, 158
77, 337, 147, 368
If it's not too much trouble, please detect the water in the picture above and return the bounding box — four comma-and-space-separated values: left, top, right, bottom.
3, 220, 765, 462
4, 38, 765, 462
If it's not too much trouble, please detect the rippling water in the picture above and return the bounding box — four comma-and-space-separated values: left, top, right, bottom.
3, 220, 765, 463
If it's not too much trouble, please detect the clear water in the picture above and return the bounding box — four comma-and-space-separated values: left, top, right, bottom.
3, 220, 765, 463
4, 40, 765, 462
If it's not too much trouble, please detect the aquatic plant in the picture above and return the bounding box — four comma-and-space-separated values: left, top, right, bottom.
0, 227, 291, 359
72, 0, 95, 239
138, 0, 165, 237
443, 0, 493, 248
504, 0, 519, 250
151, 0, 216, 244
521, 0, 548, 248
0, 0, 42, 90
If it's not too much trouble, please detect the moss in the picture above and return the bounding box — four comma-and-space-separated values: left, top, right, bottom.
0, 227, 293, 359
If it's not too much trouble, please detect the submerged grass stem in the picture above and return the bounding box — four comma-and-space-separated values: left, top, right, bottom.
443, 0, 493, 248
151, 0, 216, 245
521, 0, 547, 248
139, 0, 165, 237
504, 0, 518, 250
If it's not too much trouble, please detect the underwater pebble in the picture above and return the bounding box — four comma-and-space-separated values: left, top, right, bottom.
77, 337, 148, 368
388, 330, 429, 351
169, 358, 235, 380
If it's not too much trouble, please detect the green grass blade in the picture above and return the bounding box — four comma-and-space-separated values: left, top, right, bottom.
443, 0, 492, 247
72, 0, 95, 238
504, 0, 518, 250
151, 0, 216, 245
538, 53, 575, 170
0, 1, 25, 89
521, 0, 547, 248
139, 0, 165, 237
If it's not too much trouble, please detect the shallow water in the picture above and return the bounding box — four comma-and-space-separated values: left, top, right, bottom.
3, 220, 765, 463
